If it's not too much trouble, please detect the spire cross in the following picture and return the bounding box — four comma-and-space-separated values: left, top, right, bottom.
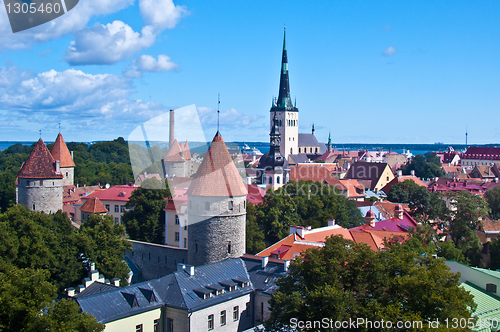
39, 129, 41, 139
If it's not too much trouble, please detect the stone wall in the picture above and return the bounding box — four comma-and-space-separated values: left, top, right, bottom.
16, 177, 63, 214
126, 240, 188, 280
61, 166, 74, 186
187, 195, 246, 266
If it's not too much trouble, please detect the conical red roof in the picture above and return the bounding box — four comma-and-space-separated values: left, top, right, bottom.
80, 197, 108, 213
182, 140, 191, 160
51, 133, 75, 167
187, 132, 247, 197
163, 139, 184, 162
17, 139, 63, 179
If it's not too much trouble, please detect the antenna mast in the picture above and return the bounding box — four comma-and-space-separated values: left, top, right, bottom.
217, 93, 220, 132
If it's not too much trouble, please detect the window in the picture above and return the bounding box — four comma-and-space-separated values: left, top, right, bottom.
487, 283, 497, 293
114, 217, 119, 224
228, 241, 232, 254
175, 215, 179, 224
136, 324, 143, 332
233, 306, 239, 321
32, 204, 35, 211
114, 205, 119, 213
277, 176, 280, 184
166, 318, 173, 332
105, 204, 110, 211
228, 200, 233, 211
66, 172, 68, 178
269, 177, 272, 184
299, 148, 301, 153
208, 314, 214, 330
175, 232, 179, 242
184, 238, 187, 248
220, 310, 226, 326
120, 205, 125, 213
246, 302, 250, 316
195, 242, 198, 252
154, 319, 159, 332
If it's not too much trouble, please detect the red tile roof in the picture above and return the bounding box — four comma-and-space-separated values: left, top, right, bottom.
17, 139, 63, 179
50, 133, 75, 167
289, 164, 345, 189
182, 141, 191, 160
187, 132, 247, 197
80, 197, 108, 213
85, 184, 137, 202
380, 175, 427, 194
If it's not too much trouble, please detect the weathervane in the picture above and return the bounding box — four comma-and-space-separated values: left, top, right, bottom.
58, 122, 61, 133
39, 129, 41, 139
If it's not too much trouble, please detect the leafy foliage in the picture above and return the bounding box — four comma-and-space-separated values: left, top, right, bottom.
485, 185, 500, 220
401, 152, 444, 179
247, 181, 364, 248
266, 235, 475, 331
123, 178, 171, 244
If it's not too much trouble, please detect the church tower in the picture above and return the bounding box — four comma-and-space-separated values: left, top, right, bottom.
50, 133, 75, 186
16, 139, 63, 214
256, 113, 289, 189
187, 131, 248, 266
270, 28, 298, 161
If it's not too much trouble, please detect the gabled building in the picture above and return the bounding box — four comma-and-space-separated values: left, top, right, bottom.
344, 161, 395, 191
81, 184, 138, 224
80, 197, 108, 222
461, 147, 500, 167
16, 139, 63, 214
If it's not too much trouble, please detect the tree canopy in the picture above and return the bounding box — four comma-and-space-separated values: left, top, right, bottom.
123, 178, 171, 244
485, 186, 500, 220
266, 235, 475, 331
401, 152, 444, 179
245, 180, 364, 252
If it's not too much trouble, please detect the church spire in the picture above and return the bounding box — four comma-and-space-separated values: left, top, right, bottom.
276, 28, 293, 110
328, 132, 332, 152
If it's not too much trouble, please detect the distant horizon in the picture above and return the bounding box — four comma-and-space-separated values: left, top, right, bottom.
1, 1, 499, 144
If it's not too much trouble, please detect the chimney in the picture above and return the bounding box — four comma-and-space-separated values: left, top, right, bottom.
90, 262, 96, 271
67, 287, 75, 297
365, 210, 376, 227
169, 109, 175, 150
246, 177, 252, 185
328, 219, 335, 227
284, 260, 290, 272
187, 265, 194, 276
410, 170, 415, 177
397, 170, 402, 178
78, 284, 85, 293
55, 160, 60, 173
91, 269, 99, 282
262, 256, 268, 269
112, 278, 120, 287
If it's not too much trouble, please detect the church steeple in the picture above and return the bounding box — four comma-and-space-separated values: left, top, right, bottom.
328, 132, 332, 152
276, 28, 294, 110
268, 114, 284, 169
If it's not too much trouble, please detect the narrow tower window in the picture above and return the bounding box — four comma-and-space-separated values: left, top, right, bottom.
228, 241, 232, 254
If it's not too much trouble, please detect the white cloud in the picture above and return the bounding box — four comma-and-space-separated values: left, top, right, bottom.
0, 66, 168, 134
123, 54, 178, 77
382, 46, 397, 56
139, 0, 188, 31
0, 0, 135, 50
63, 21, 156, 65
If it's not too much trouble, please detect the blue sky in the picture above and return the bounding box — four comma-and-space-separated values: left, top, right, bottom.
0, 1, 499, 145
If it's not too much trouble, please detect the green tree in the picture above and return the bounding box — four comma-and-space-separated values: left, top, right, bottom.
40, 298, 105, 332
266, 235, 475, 331
78, 214, 132, 283
401, 153, 444, 179
122, 179, 171, 244
445, 191, 489, 266
485, 186, 500, 220
246, 202, 266, 254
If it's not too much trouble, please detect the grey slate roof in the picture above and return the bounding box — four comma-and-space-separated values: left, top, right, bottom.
165, 258, 254, 311
298, 133, 320, 147
76, 281, 164, 323
242, 256, 288, 296
77, 258, 256, 323
73, 282, 117, 299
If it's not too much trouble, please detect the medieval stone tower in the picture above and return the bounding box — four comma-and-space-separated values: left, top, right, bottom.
270, 28, 299, 161
50, 133, 75, 186
16, 139, 63, 214
187, 131, 248, 266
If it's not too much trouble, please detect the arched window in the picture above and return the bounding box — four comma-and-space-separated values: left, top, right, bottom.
277, 176, 280, 184
290, 148, 293, 154
299, 148, 301, 153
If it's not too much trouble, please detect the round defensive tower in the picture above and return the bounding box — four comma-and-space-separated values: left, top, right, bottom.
187, 131, 248, 266
16, 139, 63, 214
